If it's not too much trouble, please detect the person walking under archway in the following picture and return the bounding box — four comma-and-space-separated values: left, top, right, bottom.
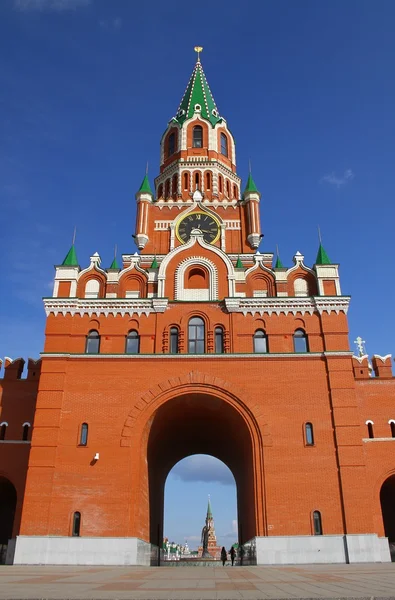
230, 545, 236, 566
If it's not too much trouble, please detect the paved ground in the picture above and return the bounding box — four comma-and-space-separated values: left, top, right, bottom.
1, 563, 395, 599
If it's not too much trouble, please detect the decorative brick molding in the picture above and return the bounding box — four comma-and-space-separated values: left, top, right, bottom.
120, 370, 271, 448
43, 298, 168, 317
224, 296, 350, 316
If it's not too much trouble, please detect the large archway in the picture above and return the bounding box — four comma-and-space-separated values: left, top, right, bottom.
0, 477, 17, 564
380, 474, 395, 559
147, 391, 263, 550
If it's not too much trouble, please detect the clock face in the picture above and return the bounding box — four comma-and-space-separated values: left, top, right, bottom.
176, 212, 220, 244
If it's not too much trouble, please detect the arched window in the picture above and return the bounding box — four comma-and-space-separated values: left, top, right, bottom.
22, 423, 30, 441
86, 330, 100, 354
313, 511, 323, 535
226, 180, 230, 197
165, 178, 171, 199
390, 421, 395, 438
194, 172, 201, 190
170, 327, 179, 354
367, 421, 374, 439
293, 329, 308, 353
253, 329, 268, 353
168, 132, 175, 157
79, 423, 88, 446
172, 174, 178, 198
126, 330, 140, 354
84, 279, 100, 299
157, 183, 163, 198
215, 327, 224, 354
305, 422, 314, 446
0, 422, 7, 441
205, 172, 211, 190
218, 175, 223, 193
233, 184, 238, 198
183, 172, 189, 190
193, 125, 203, 148
220, 133, 228, 156
72, 511, 81, 537
188, 317, 205, 354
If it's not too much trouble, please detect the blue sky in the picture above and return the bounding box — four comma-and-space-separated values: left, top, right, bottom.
1, 0, 394, 548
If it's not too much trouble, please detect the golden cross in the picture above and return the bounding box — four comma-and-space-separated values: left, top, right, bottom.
194, 46, 203, 61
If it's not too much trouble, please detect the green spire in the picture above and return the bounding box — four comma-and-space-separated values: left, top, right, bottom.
173, 57, 222, 127
236, 256, 243, 268
274, 255, 284, 268
150, 256, 158, 269
243, 172, 259, 195
61, 244, 78, 266
109, 256, 120, 270
138, 174, 153, 195
315, 243, 331, 265
207, 496, 213, 519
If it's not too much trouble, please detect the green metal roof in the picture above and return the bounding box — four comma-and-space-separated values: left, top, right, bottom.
243, 173, 259, 195
236, 256, 243, 268
138, 174, 153, 195
109, 256, 120, 270
61, 244, 78, 266
274, 255, 284, 269
150, 256, 158, 269
315, 243, 331, 265
173, 59, 222, 127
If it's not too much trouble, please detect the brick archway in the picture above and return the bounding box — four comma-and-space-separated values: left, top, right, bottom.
121, 372, 270, 547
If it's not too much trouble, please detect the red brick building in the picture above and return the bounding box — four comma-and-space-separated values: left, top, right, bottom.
1, 52, 395, 565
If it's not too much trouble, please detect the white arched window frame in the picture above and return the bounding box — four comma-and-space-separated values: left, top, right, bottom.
84, 279, 100, 299
366, 420, 374, 439
0, 422, 8, 441
388, 420, 395, 438
294, 278, 309, 297
175, 257, 218, 301
22, 422, 31, 441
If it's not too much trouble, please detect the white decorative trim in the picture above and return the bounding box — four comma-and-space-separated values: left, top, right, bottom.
175, 256, 218, 301
154, 220, 172, 230
352, 354, 369, 363
365, 420, 374, 425
43, 298, 168, 318
41, 351, 352, 359
363, 438, 395, 443
224, 220, 241, 230
224, 296, 350, 316
158, 231, 235, 297
0, 421, 8, 426
0, 440, 30, 445
388, 420, 395, 424
22, 422, 31, 427
373, 354, 392, 363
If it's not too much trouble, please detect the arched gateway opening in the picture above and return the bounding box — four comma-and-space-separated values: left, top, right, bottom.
0, 477, 17, 564
146, 390, 264, 550
380, 474, 395, 559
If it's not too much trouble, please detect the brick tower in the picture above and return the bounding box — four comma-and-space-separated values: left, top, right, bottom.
3, 48, 394, 567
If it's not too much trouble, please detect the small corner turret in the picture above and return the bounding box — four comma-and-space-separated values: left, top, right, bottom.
242, 172, 262, 249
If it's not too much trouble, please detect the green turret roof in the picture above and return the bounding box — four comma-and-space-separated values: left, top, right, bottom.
207, 497, 213, 519
61, 244, 78, 266
315, 243, 331, 265
150, 256, 158, 269
236, 256, 243, 268
274, 255, 284, 269
109, 256, 120, 270
172, 58, 222, 127
243, 173, 259, 195
138, 174, 153, 195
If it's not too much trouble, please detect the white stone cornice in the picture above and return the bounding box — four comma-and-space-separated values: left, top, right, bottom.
41, 351, 352, 359
224, 296, 350, 316
43, 298, 168, 318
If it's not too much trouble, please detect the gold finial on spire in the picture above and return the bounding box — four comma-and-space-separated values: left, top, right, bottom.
194, 46, 203, 61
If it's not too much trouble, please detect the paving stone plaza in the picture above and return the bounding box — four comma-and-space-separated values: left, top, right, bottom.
1, 563, 395, 599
